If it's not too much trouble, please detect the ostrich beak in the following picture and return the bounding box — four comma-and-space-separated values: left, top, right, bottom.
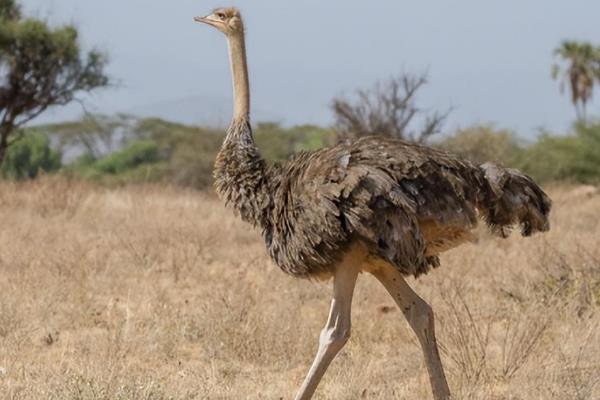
194, 15, 219, 28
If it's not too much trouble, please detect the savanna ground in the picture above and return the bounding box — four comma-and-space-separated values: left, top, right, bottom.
0, 178, 599, 400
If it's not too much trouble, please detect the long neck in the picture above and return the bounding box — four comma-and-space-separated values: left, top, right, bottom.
214, 29, 272, 228
227, 33, 250, 120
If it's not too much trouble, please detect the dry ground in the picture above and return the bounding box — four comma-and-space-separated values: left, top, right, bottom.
0, 177, 599, 400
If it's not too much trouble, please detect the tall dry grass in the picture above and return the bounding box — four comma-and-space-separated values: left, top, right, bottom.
0, 177, 599, 399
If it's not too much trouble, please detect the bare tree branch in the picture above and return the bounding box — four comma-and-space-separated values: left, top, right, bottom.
331, 73, 449, 143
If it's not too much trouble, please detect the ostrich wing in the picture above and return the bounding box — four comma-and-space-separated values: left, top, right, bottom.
265, 136, 484, 277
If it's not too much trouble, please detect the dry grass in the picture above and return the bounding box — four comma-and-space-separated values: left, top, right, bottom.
1, 177, 599, 399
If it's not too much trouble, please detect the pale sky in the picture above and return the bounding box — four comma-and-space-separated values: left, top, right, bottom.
21, 0, 600, 137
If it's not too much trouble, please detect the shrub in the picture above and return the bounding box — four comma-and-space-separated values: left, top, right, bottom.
516, 133, 580, 183
93, 140, 159, 175
255, 123, 333, 161
518, 122, 600, 184
166, 131, 223, 188
568, 122, 600, 183
438, 125, 524, 166
1, 132, 61, 179
439, 122, 600, 184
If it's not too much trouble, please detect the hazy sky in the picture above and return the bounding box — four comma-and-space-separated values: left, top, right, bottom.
21, 0, 600, 136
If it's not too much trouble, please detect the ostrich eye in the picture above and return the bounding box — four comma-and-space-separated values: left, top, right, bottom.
216, 13, 226, 20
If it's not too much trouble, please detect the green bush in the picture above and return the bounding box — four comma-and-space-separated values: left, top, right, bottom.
165, 130, 224, 188
517, 122, 600, 184
53, 115, 600, 188
439, 122, 600, 184
568, 122, 600, 183
438, 125, 524, 166
93, 140, 159, 174
255, 123, 333, 160
1, 132, 61, 179
127, 118, 224, 187
127, 119, 333, 188
70, 152, 97, 169
516, 133, 580, 183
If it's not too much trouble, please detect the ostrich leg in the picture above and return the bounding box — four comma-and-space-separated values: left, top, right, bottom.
371, 264, 451, 400
294, 260, 361, 400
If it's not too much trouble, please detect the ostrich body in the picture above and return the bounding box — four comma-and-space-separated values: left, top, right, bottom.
195, 8, 551, 400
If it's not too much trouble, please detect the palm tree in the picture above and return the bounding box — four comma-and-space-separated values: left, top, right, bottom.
552, 40, 600, 123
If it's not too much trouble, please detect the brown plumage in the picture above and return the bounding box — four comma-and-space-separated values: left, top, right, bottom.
196, 7, 551, 400
215, 120, 551, 279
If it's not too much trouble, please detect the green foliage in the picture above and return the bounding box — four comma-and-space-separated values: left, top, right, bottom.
93, 141, 159, 175
70, 152, 97, 169
552, 40, 600, 122
1, 132, 61, 179
517, 133, 581, 183
65, 140, 163, 187
438, 125, 524, 166
561, 122, 600, 183
146, 120, 333, 188
0, 0, 108, 163
0, 0, 20, 20
46, 116, 223, 188
440, 122, 600, 184
38, 114, 600, 189
47, 116, 334, 189
130, 117, 225, 188
46, 114, 136, 158
519, 123, 600, 184
254, 123, 333, 160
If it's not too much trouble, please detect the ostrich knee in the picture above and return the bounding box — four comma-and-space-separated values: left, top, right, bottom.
405, 299, 436, 346
319, 324, 351, 354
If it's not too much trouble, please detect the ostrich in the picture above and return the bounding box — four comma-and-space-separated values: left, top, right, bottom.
194, 8, 551, 400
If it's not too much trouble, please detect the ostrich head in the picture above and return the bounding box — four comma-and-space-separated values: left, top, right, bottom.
194, 8, 244, 36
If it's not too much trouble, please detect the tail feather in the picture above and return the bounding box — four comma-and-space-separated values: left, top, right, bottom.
479, 162, 551, 238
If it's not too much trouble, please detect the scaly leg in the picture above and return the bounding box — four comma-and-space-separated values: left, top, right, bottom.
294, 261, 361, 400
371, 264, 451, 400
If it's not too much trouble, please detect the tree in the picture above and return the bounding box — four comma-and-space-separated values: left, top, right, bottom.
44, 113, 136, 159
331, 73, 449, 142
0, 0, 109, 163
552, 40, 600, 123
